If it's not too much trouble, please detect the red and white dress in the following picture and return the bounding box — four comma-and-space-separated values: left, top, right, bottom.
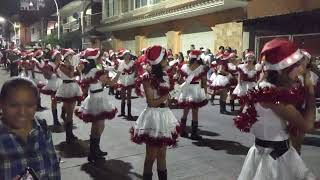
115, 60, 136, 90
235, 81, 316, 180
75, 68, 117, 122
55, 64, 83, 102
232, 64, 258, 98
39, 62, 62, 96
130, 72, 180, 146
175, 64, 208, 108
18, 60, 34, 81
210, 61, 230, 92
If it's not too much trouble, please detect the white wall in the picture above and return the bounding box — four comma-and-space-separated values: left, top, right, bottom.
147, 36, 167, 48
123, 40, 136, 55
180, 31, 214, 56
30, 22, 41, 42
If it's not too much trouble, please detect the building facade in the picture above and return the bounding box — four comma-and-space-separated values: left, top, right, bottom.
98, 0, 248, 56
20, 0, 45, 11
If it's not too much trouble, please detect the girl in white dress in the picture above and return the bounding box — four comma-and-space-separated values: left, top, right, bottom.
39, 50, 63, 126
130, 45, 180, 180
235, 38, 317, 180
233, 52, 259, 112
177, 50, 208, 140
55, 48, 83, 144
75, 48, 120, 163
115, 49, 137, 120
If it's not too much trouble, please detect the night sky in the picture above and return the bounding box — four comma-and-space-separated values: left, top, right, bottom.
0, 0, 74, 24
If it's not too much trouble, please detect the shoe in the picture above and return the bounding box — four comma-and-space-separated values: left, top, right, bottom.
52, 109, 62, 126
65, 122, 78, 144
190, 121, 202, 140
118, 101, 126, 117
180, 118, 188, 138
157, 169, 167, 180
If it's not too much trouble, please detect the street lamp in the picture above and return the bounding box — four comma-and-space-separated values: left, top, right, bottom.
52, 0, 60, 40
0, 17, 17, 46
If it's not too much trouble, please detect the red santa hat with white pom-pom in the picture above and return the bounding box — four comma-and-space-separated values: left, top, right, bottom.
61, 48, 75, 59
51, 49, 61, 60
145, 45, 167, 65
189, 50, 202, 61
34, 49, 44, 58
117, 48, 130, 58
84, 48, 100, 59
261, 38, 304, 71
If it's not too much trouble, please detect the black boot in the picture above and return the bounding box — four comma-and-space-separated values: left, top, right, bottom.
143, 172, 153, 180
220, 100, 227, 114
210, 95, 215, 105
158, 169, 167, 180
127, 102, 133, 120
190, 121, 202, 140
52, 109, 61, 126
180, 118, 188, 138
230, 100, 235, 112
65, 122, 78, 144
88, 136, 107, 163
37, 97, 46, 111
118, 101, 126, 117
60, 107, 66, 120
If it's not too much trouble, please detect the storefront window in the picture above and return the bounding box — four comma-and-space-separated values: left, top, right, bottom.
122, 0, 129, 13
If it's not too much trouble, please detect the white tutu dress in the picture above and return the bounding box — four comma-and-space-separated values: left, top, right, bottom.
39, 62, 62, 96
175, 64, 208, 108
233, 64, 258, 98
55, 64, 83, 102
115, 60, 136, 90
210, 61, 230, 92
130, 72, 180, 146
235, 82, 316, 180
75, 68, 117, 122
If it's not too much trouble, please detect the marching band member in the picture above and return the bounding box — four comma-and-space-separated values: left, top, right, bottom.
115, 48, 137, 120
130, 45, 179, 180
177, 50, 208, 140
75, 48, 120, 163
232, 51, 259, 112
235, 38, 316, 180
55, 48, 83, 144
39, 50, 63, 126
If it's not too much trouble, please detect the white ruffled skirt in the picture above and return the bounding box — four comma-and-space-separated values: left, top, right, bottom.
238, 145, 316, 180
75, 88, 117, 122
210, 74, 230, 91
116, 73, 135, 89
40, 76, 62, 96
175, 84, 208, 108
233, 81, 256, 98
130, 107, 180, 147
55, 81, 83, 102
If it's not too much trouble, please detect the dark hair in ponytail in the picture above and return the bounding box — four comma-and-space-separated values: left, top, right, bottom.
82, 59, 96, 74
151, 63, 164, 81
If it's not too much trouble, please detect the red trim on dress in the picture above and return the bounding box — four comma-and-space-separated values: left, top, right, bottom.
75, 108, 118, 122
233, 85, 305, 132
130, 125, 181, 147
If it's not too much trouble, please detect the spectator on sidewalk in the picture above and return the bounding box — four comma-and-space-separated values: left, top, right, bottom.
0, 77, 61, 180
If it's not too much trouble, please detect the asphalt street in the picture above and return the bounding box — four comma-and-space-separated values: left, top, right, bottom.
0, 69, 319, 180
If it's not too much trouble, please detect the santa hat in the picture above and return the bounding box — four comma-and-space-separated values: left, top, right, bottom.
145, 45, 167, 65
61, 48, 75, 59
261, 38, 304, 71
13, 48, 21, 55
301, 49, 311, 59
34, 49, 44, 58
222, 52, 236, 60
117, 48, 130, 57
84, 48, 100, 59
51, 50, 61, 60
189, 50, 202, 60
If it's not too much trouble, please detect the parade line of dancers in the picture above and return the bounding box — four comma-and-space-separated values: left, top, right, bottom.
1, 38, 320, 180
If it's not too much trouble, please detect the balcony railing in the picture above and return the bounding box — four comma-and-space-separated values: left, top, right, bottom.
63, 20, 80, 33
